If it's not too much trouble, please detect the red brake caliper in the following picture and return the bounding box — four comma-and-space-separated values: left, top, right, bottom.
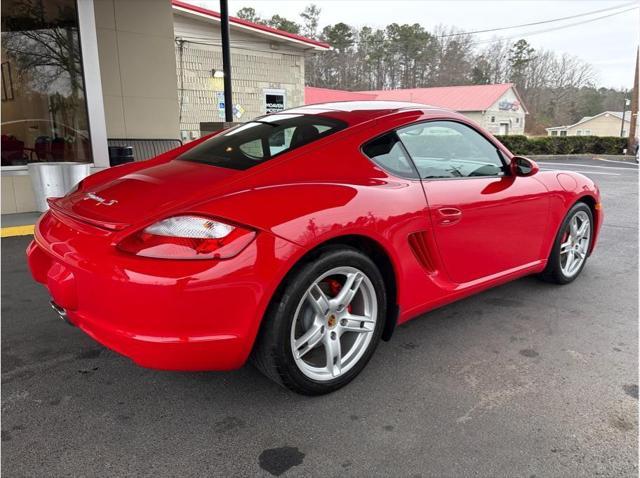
326, 279, 352, 313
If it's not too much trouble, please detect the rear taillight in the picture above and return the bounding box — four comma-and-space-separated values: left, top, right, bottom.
117, 215, 255, 260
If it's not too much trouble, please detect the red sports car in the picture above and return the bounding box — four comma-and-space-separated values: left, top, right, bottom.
27, 101, 602, 394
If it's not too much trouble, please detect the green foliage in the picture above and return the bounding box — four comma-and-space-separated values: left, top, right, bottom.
236, 7, 260, 23
496, 135, 628, 155
234, 3, 624, 133
321, 23, 355, 52
300, 4, 321, 39
508, 39, 535, 87
318, 23, 356, 88
471, 55, 492, 85
235, 8, 301, 34
266, 15, 300, 34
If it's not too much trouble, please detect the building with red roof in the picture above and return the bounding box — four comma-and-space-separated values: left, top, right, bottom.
172, 1, 330, 140
305, 84, 528, 135
305, 87, 377, 104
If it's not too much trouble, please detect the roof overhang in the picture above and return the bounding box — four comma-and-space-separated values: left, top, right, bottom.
172, 0, 330, 51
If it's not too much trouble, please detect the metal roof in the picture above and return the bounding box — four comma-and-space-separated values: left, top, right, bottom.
172, 0, 331, 51
305, 84, 527, 113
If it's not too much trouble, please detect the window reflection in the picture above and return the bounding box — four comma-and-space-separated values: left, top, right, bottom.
1, 0, 92, 166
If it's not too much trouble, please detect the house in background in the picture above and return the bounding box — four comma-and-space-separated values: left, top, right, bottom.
546, 111, 631, 137
305, 83, 528, 135
172, 0, 329, 141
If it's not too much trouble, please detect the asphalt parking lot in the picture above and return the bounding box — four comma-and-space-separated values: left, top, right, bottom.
2, 156, 638, 477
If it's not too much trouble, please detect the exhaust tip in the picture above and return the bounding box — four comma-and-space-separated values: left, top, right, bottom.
50, 300, 75, 326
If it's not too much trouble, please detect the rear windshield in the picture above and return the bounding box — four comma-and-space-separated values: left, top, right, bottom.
176, 114, 346, 170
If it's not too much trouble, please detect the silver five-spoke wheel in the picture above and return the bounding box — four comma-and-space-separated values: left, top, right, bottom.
290, 266, 377, 381
559, 210, 591, 278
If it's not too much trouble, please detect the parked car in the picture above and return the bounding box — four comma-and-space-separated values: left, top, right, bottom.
27, 101, 603, 395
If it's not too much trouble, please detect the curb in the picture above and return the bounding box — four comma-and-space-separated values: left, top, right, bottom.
528, 154, 637, 162
1, 225, 35, 238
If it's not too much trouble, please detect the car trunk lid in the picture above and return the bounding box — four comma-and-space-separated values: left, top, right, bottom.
50, 160, 238, 230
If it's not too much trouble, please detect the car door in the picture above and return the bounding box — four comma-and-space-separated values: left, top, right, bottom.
397, 120, 549, 284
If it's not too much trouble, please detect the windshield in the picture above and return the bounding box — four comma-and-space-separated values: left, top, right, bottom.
176, 114, 347, 170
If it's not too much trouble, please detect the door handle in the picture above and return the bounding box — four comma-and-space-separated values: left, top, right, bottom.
437, 207, 462, 225
438, 207, 462, 217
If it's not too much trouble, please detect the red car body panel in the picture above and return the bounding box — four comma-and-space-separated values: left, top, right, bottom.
26, 103, 603, 371
28, 210, 302, 370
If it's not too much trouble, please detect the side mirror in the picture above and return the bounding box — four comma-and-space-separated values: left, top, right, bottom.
510, 156, 539, 177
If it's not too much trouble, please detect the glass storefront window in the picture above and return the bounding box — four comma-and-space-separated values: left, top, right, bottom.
1, 0, 92, 166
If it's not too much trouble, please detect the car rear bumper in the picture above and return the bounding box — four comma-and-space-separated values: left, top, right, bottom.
47, 292, 243, 370
27, 211, 301, 371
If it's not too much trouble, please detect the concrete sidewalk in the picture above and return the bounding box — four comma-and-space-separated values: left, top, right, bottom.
1, 212, 41, 237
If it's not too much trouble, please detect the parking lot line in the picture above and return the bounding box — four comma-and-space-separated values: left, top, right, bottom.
595, 158, 639, 165
1, 225, 35, 238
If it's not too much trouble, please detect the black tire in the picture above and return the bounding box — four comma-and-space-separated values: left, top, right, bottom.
251, 246, 387, 395
539, 202, 593, 284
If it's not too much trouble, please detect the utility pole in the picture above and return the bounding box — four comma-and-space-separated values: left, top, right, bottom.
220, 0, 233, 123
628, 47, 638, 152
620, 96, 629, 138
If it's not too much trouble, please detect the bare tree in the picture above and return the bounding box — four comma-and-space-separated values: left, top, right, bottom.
236, 3, 619, 133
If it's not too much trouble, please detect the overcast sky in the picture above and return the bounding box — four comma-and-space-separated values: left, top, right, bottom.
191, 0, 640, 89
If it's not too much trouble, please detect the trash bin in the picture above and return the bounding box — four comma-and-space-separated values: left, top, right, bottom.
108, 146, 134, 166
28, 162, 92, 212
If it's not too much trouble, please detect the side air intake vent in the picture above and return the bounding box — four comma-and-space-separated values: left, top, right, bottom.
408, 232, 436, 273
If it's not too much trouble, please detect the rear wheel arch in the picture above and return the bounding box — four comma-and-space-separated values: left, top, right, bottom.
259, 234, 399, 346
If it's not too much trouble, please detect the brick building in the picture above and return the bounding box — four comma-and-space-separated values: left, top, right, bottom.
172, 1, 329, 141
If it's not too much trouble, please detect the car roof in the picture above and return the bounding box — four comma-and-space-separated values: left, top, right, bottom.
276, 100, 449, 126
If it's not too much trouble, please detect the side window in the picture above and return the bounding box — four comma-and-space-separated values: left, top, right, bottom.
397, 121, 506, 179
362, 132, 418, 179
267, 128, 292, 156
268, 124, 332, 156
239, 138, 265, 159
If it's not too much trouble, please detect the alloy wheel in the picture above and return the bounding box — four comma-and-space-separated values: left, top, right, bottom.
290, 266, 378, 381
559, 210, 591, 278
